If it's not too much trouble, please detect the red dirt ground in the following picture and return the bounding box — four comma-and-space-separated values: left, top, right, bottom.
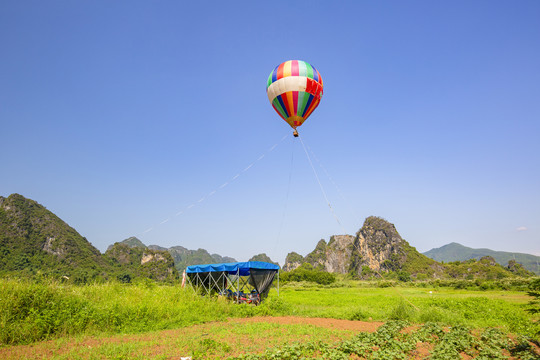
233, 316, 384, 332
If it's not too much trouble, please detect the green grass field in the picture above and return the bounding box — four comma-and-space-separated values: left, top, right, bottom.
1, 278, 539, 359
280, 285, 537, 334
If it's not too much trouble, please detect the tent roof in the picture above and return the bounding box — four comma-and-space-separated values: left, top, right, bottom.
186, 261, 279, 276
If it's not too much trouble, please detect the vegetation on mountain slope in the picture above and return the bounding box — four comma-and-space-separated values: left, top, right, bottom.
248, 253, 279, 265
283, 216, 535, 283
2, 194, 535, 286
0, 194, 176, 283
0, 194, 108, 283
424, 242, 540, 275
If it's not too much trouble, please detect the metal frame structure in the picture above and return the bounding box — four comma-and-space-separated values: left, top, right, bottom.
185, 261, 280, 304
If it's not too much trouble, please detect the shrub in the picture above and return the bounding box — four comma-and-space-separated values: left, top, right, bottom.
280, 263, 336, 285
397, 271, 411, 282
388, 301, 415, 321
527, 277, 540, 316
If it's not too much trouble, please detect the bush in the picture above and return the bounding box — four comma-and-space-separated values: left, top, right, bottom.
0, 279, 95, 344
0, 279, 245, 345
527, 277, 540, 316
388, 301, 415, 321
349, 308, 369, 321
280, 263, 336, 285
397, 271, 411, 282
527, 277, 540, 336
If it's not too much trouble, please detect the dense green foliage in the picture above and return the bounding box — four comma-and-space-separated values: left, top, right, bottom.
0, 194, 108, 282
0, 278, 286, 345
106, 243, 179, 283
400, 242, 439, 276
114, 236, 146, 249
443, 256, 527, 280
303, 239, 327, 267
231, 321, 539, 360
284, 251, 304, 267
280, 263, 336, 285
528, 278, 540, 337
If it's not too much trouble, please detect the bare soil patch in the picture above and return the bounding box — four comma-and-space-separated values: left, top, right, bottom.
232, 316, 384, 332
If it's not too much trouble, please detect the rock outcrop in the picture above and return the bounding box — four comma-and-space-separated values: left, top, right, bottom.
350, 216, 409, 272
284, 216, 441, 278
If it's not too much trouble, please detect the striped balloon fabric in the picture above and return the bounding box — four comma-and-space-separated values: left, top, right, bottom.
266, 60, 323, 130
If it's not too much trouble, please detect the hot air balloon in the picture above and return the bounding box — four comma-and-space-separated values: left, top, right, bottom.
266, 60, 323, 137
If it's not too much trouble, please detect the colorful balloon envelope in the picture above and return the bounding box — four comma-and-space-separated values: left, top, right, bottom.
266, 60, 323, 132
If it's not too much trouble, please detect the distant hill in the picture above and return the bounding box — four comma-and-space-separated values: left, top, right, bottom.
249, 253, 279, 266
424, 242, 540, 275
108, 236, 146, 250
164, 246, 236, 271
116, 238, 237, 272
211, 252, 236, 264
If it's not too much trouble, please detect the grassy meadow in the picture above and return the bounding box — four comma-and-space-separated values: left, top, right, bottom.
1, 278, 539, 359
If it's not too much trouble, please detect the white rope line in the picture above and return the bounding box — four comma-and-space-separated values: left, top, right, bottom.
305, 142, 363, 227
298, 135, 347, 235
137, 133, 289, 237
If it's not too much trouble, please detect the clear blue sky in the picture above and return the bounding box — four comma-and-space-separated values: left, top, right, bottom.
1, 1, 539, 265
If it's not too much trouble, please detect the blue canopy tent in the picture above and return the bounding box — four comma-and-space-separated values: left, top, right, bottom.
185, 261, 280, 303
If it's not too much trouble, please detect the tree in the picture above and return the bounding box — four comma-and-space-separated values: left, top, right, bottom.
527, 278, 540, 315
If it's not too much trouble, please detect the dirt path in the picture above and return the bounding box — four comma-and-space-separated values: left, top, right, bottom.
0, 316, 382, 360
233, 316, 383, 332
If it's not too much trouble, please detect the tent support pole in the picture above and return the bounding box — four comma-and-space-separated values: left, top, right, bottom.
278, 270, 280, 297
237, 268, 240, 304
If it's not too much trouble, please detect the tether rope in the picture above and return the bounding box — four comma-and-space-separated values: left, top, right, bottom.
305, 142, 363, 228
138, 133, 289, 237
298, 135, 347, 235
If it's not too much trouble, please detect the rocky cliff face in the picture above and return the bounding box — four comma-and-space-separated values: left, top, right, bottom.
283, 252, 304, 271
350, 216, 408, 272
284, 216, 440, 277
325, 235, 356, 273
286, 236, 357, 273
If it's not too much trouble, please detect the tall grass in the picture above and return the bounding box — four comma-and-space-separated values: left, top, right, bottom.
0, 278, 286, 345
1, 278, 538, 346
